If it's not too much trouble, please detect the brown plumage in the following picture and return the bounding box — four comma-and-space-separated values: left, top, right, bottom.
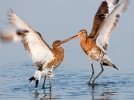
89, 0, 119, 38
70, 0, 129, 85
0, 10, 78, 88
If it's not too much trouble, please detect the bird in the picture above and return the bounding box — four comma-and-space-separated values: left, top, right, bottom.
73, 0, 129, 85
0, 10, 78, 88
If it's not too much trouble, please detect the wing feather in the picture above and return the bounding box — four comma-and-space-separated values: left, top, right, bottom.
88, 0, 119, 38
0, 10, 55, 67
95, 0, 129, 52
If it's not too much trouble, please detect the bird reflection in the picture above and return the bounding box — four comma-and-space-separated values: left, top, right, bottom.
34, 90, 39, 98
88, 84, 117, 100
42, 89, 52, 99
34, 88, 60, 100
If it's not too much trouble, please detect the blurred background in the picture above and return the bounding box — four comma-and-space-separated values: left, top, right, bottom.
0, 0, 134, 100
0, 0, 133, 70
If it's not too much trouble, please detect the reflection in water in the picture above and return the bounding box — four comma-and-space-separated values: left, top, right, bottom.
34, 90, 40, 98
34, 88, 60, 100
89, 84, 117, 100
42, 89, 52, 99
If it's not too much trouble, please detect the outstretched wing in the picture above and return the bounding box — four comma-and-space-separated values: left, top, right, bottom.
95, 0, 129, 52
88, 0, 119, 38
0, 10, 54, 67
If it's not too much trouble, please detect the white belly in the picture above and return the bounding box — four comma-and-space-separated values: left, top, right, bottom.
88, 47, 104, 61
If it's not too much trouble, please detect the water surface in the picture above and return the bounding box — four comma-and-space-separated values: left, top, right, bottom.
0, 42, 134, 100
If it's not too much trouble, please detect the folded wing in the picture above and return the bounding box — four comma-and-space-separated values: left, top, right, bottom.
88, 0, 119, 38
95, 0, 129, 52
0, 10, 54, 68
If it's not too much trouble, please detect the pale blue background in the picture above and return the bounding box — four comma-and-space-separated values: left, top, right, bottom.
0, 0, 134, 100
0, 0, 133, 67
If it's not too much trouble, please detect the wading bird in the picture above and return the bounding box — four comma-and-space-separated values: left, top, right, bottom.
0, 10, 77, 88
73, 0, 129, 85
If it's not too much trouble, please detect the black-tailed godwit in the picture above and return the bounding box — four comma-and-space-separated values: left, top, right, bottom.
0, 10, 78, 88
71, 0, 129, 85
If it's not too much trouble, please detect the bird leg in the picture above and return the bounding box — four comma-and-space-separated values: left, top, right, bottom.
30, 70, 42, 88
92, 63, 104, 85
49, 78, 52, 90
35, 80, 39, 88
88, 63, 95, 84
42, 76, 46, 88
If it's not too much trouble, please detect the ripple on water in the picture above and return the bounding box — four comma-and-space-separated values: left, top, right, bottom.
1, 65, 134, 100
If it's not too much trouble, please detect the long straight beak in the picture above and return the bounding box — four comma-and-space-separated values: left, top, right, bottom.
60, 35, 78, 44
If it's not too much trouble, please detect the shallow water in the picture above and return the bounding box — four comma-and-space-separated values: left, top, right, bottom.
0, 0, 134, 99
0, 43, 134, 100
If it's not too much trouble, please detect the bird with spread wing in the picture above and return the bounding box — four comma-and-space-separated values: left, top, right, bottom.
69, 0, 129, 85
0, 10, 77, 88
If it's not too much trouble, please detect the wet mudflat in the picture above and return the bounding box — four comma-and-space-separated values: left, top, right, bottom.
0, 43, 134, 100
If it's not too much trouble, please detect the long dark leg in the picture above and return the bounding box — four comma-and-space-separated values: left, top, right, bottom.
88, 63, 95, 84
92, 63, 104, 85
49, 78, 52, 90
42, 76, 46, 88
35, 80, 39, 88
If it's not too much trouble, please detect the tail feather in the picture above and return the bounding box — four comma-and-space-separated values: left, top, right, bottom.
113, 64, 118, 70
29, 76, 36, 82
102, 62, 118, 70
101, 54, 118, 70
102, 62, 109, 66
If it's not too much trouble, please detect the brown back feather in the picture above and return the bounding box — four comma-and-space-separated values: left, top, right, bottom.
88, 0, 119, 38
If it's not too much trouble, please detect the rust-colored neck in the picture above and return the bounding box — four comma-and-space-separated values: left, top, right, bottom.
53, 46, 64, 60
80, 37, 94, 55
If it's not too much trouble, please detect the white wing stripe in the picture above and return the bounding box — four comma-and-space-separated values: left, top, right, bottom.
96, 0, 129, 52
106, 0, 119, 14
24, 32, 54, 65
7, 11, 55, 68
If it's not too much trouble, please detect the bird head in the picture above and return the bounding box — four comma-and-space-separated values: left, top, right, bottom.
78, 29, 88, 38
52, 40, 62, 48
